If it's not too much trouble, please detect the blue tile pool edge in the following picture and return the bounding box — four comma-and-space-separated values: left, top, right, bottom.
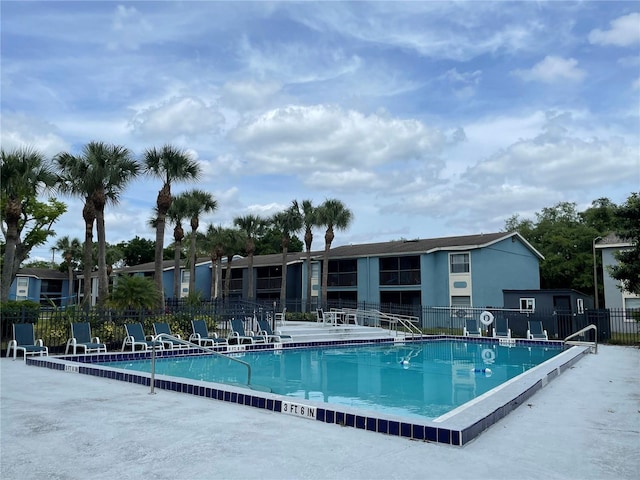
24, 338, 589, 447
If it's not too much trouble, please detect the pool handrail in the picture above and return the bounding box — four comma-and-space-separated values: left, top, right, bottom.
563, 324, 598, 354
149, 333, 252, 394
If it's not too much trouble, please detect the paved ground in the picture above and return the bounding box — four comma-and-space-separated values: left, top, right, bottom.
1, 344, 638, 480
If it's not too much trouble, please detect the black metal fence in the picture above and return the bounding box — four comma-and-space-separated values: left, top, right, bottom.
1, 299, 638, 355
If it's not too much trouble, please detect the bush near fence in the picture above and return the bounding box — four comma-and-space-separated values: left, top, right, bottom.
1, 299, 637, 355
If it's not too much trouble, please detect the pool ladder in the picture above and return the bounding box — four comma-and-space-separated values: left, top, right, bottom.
148, 333, 252, 394
564, 324, 598, 354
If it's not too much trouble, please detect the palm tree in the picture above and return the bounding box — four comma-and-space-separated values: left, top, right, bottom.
182, 189, 218, 295
54, 236, 82, 303
1, 147, 57, 301
108, 275, 160, 311
233, 214, 265, 300
143, 145, 201, 308
300, 199, 320, 311
166, 194, 190, 299
271, 202, 303, 308
56, 142, 139, 307
316, 199, 353, 308
222, 228, 246, 300
203, 224, 226, 300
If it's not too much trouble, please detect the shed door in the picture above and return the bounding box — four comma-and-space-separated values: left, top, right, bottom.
554, 295, 572, 338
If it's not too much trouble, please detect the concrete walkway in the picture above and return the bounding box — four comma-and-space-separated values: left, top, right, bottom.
1, 345, 638, 480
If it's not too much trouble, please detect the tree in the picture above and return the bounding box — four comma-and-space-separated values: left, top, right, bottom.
166, 194, 189, 299
54, 235, 81, 302
1, 147, 59, 301
183, 189, 217, 295
118, 236, 155, 266
271, 202, 303, 308
56, 142, 139, 307
610, 192, 640, 295
300, 199, 320, 311
143, 145, 201, 307
505, 202, 599, 291
222, 228, 245, 300
234, 214, 265, 300
316, 199, 353, 307
108, 275, 160, 310
203, 224, 226, 300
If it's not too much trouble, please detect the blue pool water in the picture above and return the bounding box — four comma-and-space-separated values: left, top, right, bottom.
100, 340, 561, 420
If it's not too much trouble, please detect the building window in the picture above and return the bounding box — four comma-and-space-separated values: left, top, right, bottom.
576, 298, 584, 314
450, 253, 470, 274
379, 256, 420, 286
451, 295, 471, 307
520, 298, 535, 313
328, 259, 357, 287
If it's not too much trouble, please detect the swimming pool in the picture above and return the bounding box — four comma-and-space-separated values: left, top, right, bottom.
26, 337, 589, 446
100, 340, 561, 421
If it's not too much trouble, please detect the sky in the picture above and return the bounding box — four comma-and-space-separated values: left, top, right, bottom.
1, 1, 639, 264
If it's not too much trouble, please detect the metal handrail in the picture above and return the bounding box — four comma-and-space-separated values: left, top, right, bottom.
149, 333, 252, 394
564, 324, 598, 354
373, 310, 423, 339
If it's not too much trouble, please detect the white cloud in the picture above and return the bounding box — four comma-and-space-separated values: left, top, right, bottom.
230, 104, 447, 174
220, 80, 283, 111
513, 56, 586, 83
129, 96, 225, 140
589, 13, 640, 47
0, 113, 69, 158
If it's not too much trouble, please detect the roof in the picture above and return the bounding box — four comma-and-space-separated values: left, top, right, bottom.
595, 233, 633, 249
16, 268, 68, 280
324, 231, 543, 259
114, 232, 542, 272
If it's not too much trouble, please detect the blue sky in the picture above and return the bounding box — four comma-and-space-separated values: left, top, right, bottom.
2, 1, 639, 263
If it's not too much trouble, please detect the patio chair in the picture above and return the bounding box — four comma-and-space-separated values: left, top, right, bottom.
121, 323, 164, 352
256, 318, 293, 343
463, 318, 482, 337
492, 317, 512, 339
189, 319, 228, 347
274, 307, 286, 327
228, 317, 265, 345
527, 320, 549, 340
7, 323, 49, 361
316, 308, 324, 323
153, 322, 188, 350
65, 322, 107, 354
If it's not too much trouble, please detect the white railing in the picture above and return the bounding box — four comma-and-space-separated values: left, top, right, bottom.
564, 324, 598, 354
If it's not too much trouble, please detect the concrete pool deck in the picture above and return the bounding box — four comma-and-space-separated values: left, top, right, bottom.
1, 345, 638, 479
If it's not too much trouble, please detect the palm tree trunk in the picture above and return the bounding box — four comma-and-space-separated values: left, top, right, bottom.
321, 228, 335, 308
280, 237, 289, 308
96, 207, 108, 305
0, 201, 20, 301
305, 249, 312, 312
224, 257, 233, 299
189, 225, 197, 294
154, 212, 166, 307
173, 239, 182, 299
82, 199, 95, 309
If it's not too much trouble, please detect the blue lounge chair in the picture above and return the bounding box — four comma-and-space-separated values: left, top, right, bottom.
121, 323, 164, 352
492, 317, 512, 339
257, 318, 293, 343
228, 318, 265, 345
65, 322, 107, 354
527, 320, 548, 340
7, 323, 48, 361
154, 322, 189, 350
189, 319, 228, 347
463, 318, 482, 337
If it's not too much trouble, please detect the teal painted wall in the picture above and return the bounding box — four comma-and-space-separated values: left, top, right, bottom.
471, 238, 540, 308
